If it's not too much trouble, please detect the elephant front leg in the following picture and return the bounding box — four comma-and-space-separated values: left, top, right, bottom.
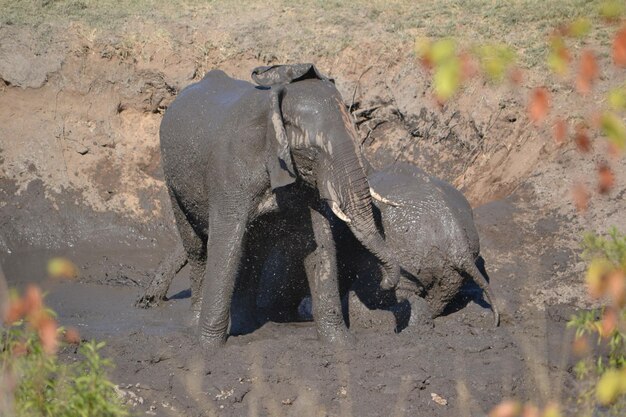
305, 206, 355, 345
198, 214, 247, 349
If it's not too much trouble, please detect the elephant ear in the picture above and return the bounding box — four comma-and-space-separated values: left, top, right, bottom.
266, 87, 297, 190
251, 64, 333, 86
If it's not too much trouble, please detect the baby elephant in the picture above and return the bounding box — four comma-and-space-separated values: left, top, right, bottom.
335, 162, 500, 327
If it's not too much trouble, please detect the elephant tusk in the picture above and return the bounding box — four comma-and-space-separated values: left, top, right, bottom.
370, 187, 400, 207
330, 201, 352, 223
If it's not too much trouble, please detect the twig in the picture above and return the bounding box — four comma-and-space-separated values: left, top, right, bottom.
349, 66, 373, 113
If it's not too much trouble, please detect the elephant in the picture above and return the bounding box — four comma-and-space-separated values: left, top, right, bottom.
249, 162, 500, 328
139, 161, 499, 335
140, 64, 401, 349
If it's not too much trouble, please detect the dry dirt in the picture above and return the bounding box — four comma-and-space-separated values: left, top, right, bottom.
1, 2, 625, 416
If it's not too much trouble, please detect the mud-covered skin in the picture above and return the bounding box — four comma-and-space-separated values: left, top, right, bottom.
152, 64, 400, 349
344, 162, 499, 326
141, 162, 498, 332
253, 162, 499, 327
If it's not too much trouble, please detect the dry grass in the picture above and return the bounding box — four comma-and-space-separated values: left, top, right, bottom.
0, 0, 610, 69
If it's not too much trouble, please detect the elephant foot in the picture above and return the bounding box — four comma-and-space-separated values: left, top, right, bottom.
134, 291, 166, 309
199, 331, 227, 351
318, 326, 356, 347
408, 296, 434, 329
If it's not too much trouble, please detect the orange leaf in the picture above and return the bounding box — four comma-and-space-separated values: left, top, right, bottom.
576, 50, 599, 94
23, 285, 43, 317
529, 88, 550, 124
572, 335, 590, 357
599, 308, 618, 338
572, 183, 590, 213
607, 270, 626, 308
65, 327, 81, 344
553, 118, 567, 145
522, 404, 540, 417
38, 316, 59, 355
614, 27, 626, 67
5, 298, 25, 324
574, 124, 592, 153
598, 163, 615, 194
490, 400, 522, 417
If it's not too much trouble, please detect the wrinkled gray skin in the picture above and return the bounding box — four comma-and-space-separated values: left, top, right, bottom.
250, 162, 499, 328
139, 64, 401, 349
139, 161, 499, 334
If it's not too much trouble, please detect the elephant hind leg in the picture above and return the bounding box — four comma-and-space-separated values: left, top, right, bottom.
135, 242, 187, 308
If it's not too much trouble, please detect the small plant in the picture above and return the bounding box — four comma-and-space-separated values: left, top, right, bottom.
1, 284, 128, 417
567, 228, 626, 411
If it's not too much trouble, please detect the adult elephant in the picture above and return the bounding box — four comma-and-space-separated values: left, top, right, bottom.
149, 64, 400, 348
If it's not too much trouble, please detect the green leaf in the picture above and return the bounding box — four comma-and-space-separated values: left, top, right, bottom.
596, 369, 624, 405
608, 87, 626, 111
600, 112, 626, 150
569, 18, 591, 38
434, 58, 461, 100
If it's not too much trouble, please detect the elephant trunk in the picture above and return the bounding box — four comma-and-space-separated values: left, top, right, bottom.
320, 142, 400, 290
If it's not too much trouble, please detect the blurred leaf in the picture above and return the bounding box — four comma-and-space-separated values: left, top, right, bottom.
598, 162, 615, 194
489, 400, 521, 417
415, 37, 433, 67
607, 269, 626, 307
574, 125, 592, 153
528, 87, 550, 124
576, 50, 599, 94
572, 335, 591, 356
599, 308, 618, 337
569, 18, 592, 38
476, 43, 516, 81
600, 112, 626, 150
614, 26, 626, 67
608, 86, 626, 110
434, 59, 461, 101
596, 369, 623, 405
38, 316, 59, 355
587, 258, 613, 298
541, 402, 561, 417
430, 38, 456, 65
47, 257, 78, 280
521, 404, 540, 417
548, 36, 571, 75
599, 1, 625, 21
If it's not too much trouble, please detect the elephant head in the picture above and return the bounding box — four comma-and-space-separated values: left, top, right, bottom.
252, 64, 400, 290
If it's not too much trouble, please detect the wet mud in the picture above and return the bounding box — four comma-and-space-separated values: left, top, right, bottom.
1, 179, 583, 417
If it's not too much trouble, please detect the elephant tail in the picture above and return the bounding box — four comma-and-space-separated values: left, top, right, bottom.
461, 259, 500, 327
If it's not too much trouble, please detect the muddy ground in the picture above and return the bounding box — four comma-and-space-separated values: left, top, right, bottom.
1, 2, 625, 416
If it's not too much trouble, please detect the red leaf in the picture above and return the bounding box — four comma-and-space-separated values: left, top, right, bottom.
38, 316, 58, 355
553, 118, 567, 145
576, 50, 599, 94
598, 163, 615, 194
528, 88, 550, 124
574, 126, 592, 153
23, 285, 43, 317
65, 327, 81, 344
613, 26, 626, 67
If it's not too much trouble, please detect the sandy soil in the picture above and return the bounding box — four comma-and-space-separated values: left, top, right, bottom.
1, 2, 625, 416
